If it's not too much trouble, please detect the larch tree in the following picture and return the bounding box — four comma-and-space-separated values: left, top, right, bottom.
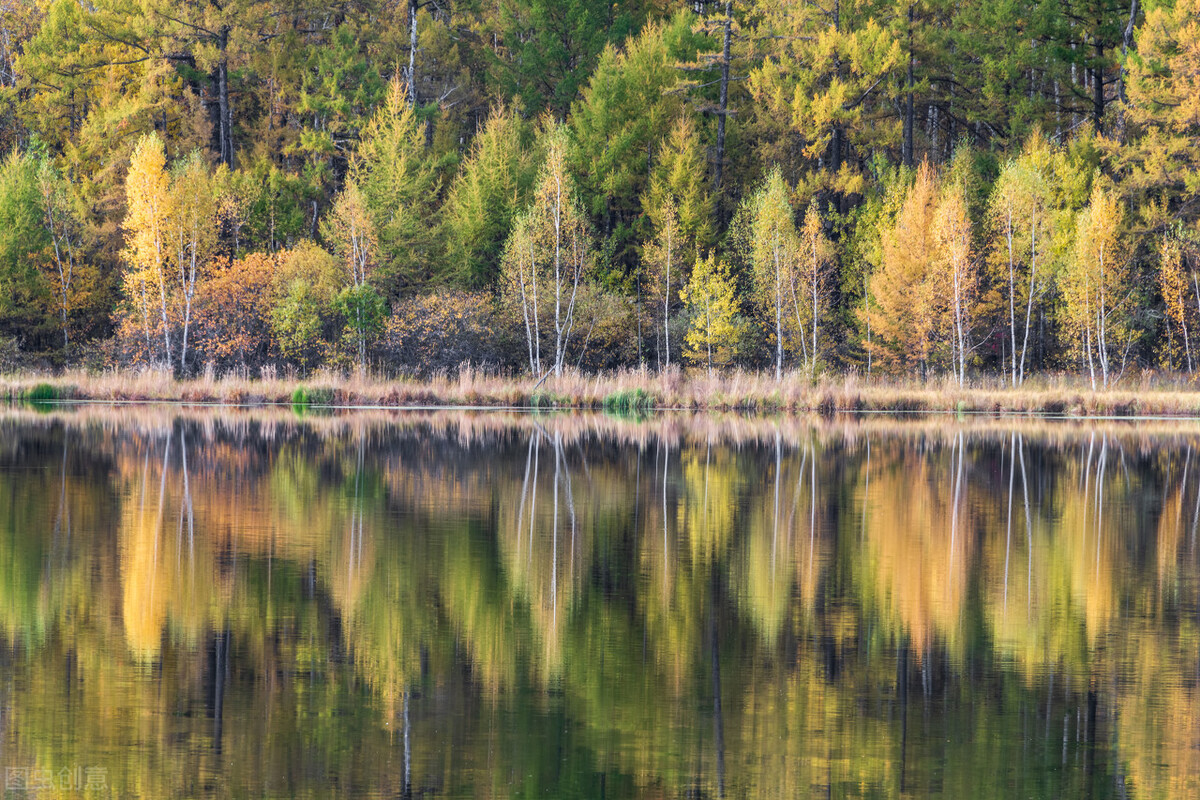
1063, 183, 1133, 388
680, 253, 740, 376
123, 133, 174, 369
746, 167, 800, 381
870, 160, 939, 375
352, 78, 441, 296
444, 103, 537, 288
932, 181, 977, 386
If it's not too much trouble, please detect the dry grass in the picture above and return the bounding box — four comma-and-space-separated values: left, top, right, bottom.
4, 365, 1200, 417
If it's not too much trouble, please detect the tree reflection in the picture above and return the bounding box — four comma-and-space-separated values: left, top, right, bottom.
1, 411, 1199, 798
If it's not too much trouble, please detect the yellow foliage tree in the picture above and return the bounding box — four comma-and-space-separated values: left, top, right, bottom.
1062, 184, 1134, 388
680, 253, 739, 376
122, 132, 174, 368
870, 160, 939, 375
932, 181, 977, 386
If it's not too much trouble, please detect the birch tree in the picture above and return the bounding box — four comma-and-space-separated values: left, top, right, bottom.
746, 168, 800, 381
988, 146, 1051, 386
167, 152, 216, 376
323, 180, 379, 371
123, 133, 174, 369
680, 253, 739, 376
1063, 184, 1132, 388
644, 195, 681, 369
1158, 232, 1195, 373
933, 182, 977, 386
795, 200, 834, 377
36, 158, 87, 349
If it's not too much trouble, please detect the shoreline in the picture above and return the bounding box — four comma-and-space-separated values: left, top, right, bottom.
6, 368, 1200, 418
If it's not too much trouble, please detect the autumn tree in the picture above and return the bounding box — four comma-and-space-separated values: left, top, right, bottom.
643, 196, 682, 369
745, 168, 800, 380
932, 180, 977, 386
522, 128, 592, 377
167, 152, 217, 375
122, 133, 174, 369
1158, 232, 1197, 373
36, 158, 90, 349
1062, 183, 1135, 388
795, 200, 834, 376
352, 78, 441, 296
323, 180, 380, 371
870, 160, 938, 375
987, 138, 1052, 386
443, 103, 537, 288
680, 253, 740, 375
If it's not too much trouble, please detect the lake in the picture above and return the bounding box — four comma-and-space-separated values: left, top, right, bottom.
1, 406, 1198, 798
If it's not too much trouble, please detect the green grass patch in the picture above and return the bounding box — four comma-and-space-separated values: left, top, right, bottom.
23, 383, 61, 402
602, 388, 656, 414
291, 386, 334, 407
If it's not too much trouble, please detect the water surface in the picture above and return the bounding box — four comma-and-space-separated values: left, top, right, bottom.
1, 407, 1199, 798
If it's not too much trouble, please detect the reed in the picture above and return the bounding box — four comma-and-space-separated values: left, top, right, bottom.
4, 366, 1200, 417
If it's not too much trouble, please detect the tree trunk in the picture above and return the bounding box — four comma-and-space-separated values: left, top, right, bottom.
714, 1, 732, 194
217, 27, 232, 167
408, 0, 419, 106
903, 5, 914, 167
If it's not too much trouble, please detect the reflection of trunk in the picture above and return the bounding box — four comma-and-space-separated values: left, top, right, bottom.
402, 689, 412, 798
772, 431, 781, 577
898, 638, 909, 793
212, 626, 230, 756
1004, 432, 1015, 610
709, 574, 726, 800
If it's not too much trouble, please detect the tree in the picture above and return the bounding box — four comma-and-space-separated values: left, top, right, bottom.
795, 200, 834, 376
870, 160, 939, 375
167, 152, 217, 375
643, 195, 681, 369
569, 13, 704, 268
334, 284, 388, 370
323, 180, 378, 371
1157, 232, 1196, 373
1114, 0, 1200, 228
501, 211, 543, 375
270, 241, 340, 372
641, 115, 716, 269
1062, 183, 1134, 388
532, 128, 592, 377
36, 157, 90, 350
987, 138, 1052, 385
746, 0, 901, 193
444, 103, 537, 288
123, 133, 174, 369
932, 180, 977, 386
680, 253, 739, 375
0, 149, 50, 345
746, 168, 800, 380
351, 78, 441, 296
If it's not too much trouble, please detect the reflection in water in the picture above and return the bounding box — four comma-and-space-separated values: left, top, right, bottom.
2, 408, 1200, 797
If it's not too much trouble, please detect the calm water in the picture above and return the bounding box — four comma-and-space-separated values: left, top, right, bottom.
1, 407, 1199, 799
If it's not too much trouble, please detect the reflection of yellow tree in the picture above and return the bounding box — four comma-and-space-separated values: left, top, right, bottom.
858, 436, 973, 656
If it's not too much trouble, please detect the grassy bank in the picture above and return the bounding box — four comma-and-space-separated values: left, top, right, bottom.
4, 367, 1200, 417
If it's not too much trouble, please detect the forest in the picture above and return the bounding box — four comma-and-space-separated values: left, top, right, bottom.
0, 0, 1197, 386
